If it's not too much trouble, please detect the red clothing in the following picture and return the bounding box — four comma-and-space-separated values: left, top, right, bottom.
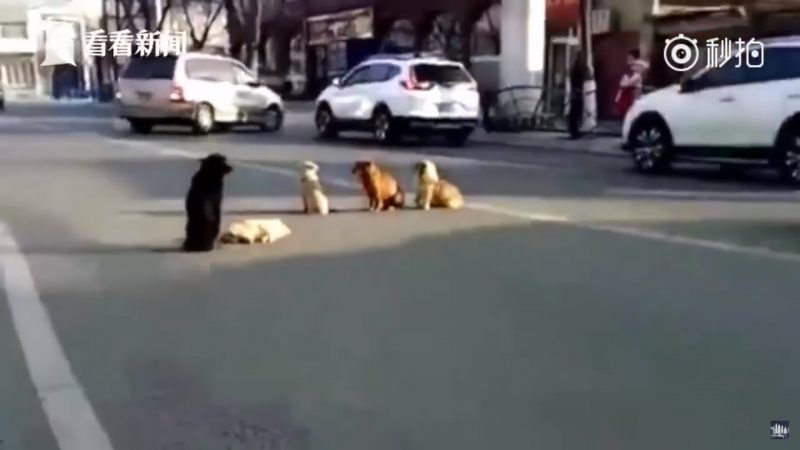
614, 86, 636, 119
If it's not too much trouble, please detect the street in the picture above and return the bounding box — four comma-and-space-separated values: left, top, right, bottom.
1, 102, 799, 450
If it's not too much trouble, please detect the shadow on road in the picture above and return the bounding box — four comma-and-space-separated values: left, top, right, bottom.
24, 220, 800, 450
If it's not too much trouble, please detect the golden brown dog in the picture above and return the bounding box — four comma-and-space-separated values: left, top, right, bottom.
351, 161, 405, 211
414, 160, 464, 210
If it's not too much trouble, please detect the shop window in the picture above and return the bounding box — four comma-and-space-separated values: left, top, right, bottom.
0, 23, 27, 38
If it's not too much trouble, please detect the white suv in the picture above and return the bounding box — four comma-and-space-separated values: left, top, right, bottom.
314, 54, 480, 146
623, 37, 800, 182
117, 53, 284, 135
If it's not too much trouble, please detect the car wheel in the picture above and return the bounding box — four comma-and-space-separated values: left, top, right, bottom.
775, 122, 800, 184
192, 103, 215, 136
129, 119, 153, 134
315, 105, 338, 139
629, 118, 672, 174
372, 108, 398, 144
444, 128, 472, 147
260, 105, 283, 132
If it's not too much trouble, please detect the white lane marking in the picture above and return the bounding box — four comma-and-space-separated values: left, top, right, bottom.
127, 195, 366, 212
469, 202, 800, 263
111, 139, 361, 189
606, 188, 800, 200
466, 203, 570, 223
0, 221, 115, 450
110, 139, 800, 263
109, 138, 551, 171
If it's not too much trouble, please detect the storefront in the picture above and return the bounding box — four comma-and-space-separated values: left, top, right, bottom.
304, 6, 380, 96
543, 0, 580, 114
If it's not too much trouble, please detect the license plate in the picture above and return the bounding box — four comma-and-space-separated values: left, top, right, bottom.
136, 91, 152, 101
437, 102, 454, 113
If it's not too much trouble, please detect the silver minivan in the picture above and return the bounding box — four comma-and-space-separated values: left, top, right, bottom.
117, 52, 284, 135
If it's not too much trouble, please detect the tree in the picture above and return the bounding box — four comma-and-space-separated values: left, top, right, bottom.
225, 0, 263, 71
180, 0, 226, 50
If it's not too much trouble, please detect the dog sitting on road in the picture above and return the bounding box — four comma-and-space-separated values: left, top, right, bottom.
182, 153, 233, 252
414, 160, 464, 210
351, 160, 405, 211
299, 161, 330, 215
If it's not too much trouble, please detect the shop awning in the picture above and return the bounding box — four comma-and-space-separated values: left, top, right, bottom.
306, 7, 374, 46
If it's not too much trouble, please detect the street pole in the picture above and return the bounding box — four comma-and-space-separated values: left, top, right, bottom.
578, 0, 597, 130
154, 0, 163, 28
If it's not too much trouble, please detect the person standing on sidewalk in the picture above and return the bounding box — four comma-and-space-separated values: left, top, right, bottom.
568, 50, 588, 139
614, 49, 649, 119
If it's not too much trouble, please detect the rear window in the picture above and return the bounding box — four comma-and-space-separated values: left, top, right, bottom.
121, 55, 177, 80
412, 64, 472, 84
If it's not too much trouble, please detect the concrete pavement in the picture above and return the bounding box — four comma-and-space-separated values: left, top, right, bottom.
0, 103, 799, 450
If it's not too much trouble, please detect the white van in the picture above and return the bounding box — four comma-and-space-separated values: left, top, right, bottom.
117, 53, 284, 135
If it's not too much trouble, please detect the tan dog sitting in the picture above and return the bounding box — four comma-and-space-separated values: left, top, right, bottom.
299, 161, 330, 215
414, 160, 464, 210
351, 160, 405, 211
220, 219, 292, 245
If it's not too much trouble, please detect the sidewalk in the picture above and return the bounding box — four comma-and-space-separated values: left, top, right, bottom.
472, 129, 625, 157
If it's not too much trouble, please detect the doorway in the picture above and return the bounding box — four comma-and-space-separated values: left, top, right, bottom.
545, 31, 579, 117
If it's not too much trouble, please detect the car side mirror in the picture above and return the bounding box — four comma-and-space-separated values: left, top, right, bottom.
331, 77, 341, 87
680, 77, 698, 93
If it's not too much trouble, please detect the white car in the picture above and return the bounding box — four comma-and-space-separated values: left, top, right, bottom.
313, 54, 481, 146
622, 36, 800, 182
117, 52, 284, 135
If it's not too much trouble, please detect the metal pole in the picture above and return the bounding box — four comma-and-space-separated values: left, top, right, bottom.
154, 0, 163, 27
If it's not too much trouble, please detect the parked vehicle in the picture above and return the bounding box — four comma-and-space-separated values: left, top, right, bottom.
314, 54, 480, 146
117, 52, 284, 135
622, 36, 800, 182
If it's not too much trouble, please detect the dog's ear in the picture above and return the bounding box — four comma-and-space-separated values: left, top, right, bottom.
351, 162, 362, 174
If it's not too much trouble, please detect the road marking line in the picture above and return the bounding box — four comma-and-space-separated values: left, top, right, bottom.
110, 139, 800, 263
0, 221, 115, 450
606, 187, 800, 200
469, 202, 800, 263
466, 203, 570, 223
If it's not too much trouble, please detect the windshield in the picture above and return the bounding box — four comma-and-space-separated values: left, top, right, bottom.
121, 55, 178, 80
412, 63, 473, 84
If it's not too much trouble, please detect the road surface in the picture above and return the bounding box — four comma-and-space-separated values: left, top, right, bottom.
0, 103, 798, 450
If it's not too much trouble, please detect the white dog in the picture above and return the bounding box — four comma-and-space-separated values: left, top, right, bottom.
415, 160, 464, 210
300, 161, 330, 215
220, 219, 292, 244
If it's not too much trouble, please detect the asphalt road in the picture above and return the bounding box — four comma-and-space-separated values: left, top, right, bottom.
0, 102, 798, 450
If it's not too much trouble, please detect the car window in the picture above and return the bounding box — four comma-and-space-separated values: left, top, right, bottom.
412, 63, 472, 84
743, 47, 800, 84
121, 55, 177, 80
185, 58, 235, 83
233, 64, 257, 84
695, 62, 746, 89
342, 65, 371, 86
366, 64, 400, 83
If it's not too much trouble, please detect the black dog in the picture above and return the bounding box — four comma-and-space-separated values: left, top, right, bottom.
182, 153, 233, 252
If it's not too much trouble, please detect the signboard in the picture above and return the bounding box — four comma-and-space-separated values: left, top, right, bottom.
547, 0, 580, 32
306, 7, 373, 46
591, 9, 612, 35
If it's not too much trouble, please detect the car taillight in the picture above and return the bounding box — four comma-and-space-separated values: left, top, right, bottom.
400, 71, 432, 91
169, 85, 185, 102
